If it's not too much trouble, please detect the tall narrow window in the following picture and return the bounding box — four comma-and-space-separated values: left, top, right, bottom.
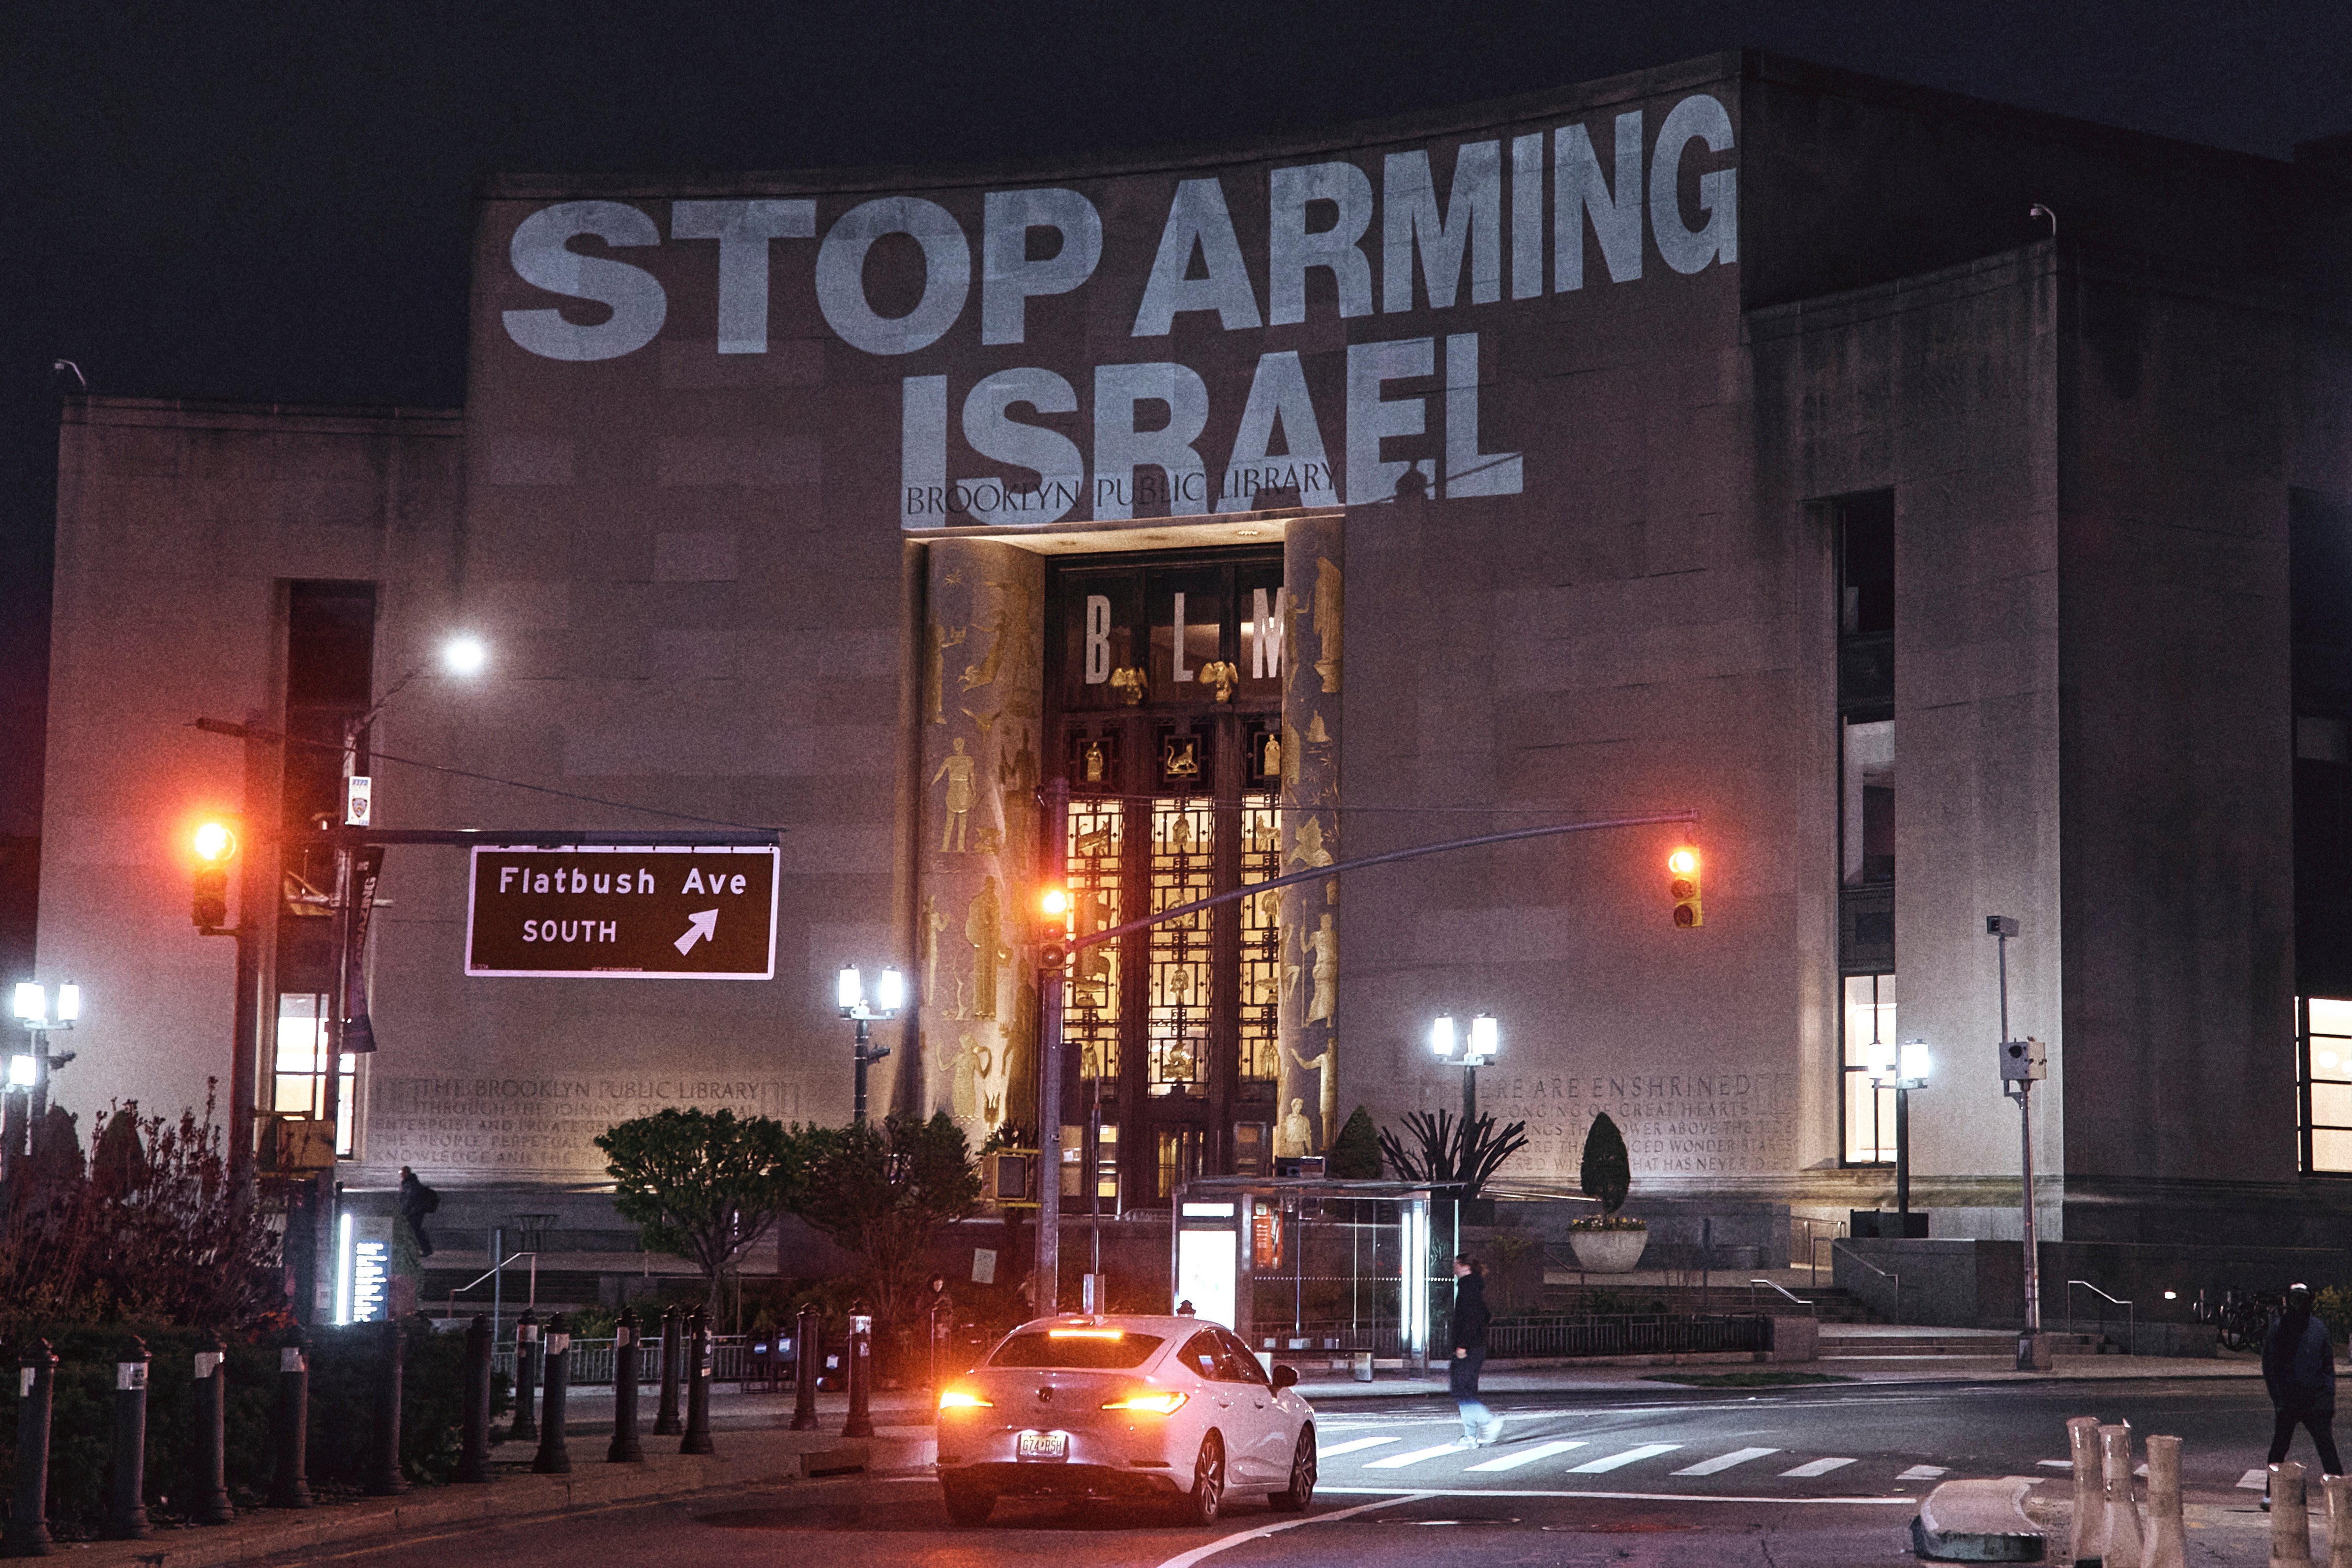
2302, 997, 2352, 1174
1842, 973, 1898, 1164
1147, 797, 1216, 1094
1238, 796, 1281, 1084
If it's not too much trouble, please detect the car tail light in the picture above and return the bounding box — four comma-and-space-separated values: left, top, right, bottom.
1101, 1390, 1188, 1415
938, 1389, 994, 1410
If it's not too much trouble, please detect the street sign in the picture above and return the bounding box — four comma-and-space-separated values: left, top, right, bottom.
464, 845, 778, 979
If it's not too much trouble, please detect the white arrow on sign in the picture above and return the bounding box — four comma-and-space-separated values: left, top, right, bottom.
674, 909, 719, 955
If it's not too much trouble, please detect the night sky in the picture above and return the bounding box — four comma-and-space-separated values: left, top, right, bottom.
1, 0, 2346, 867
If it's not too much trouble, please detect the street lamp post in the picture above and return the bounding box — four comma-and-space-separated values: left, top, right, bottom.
1867, 1037, 1932, 1225
835, 967, 905, 1124
1429, 1013, 1499, 1257
7, 984, 79, 1187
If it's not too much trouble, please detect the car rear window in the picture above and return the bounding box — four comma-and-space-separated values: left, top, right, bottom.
989, 1330, 1167, 1369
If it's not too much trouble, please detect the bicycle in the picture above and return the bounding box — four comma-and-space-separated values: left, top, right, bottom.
2196, 1288, 2283, 1353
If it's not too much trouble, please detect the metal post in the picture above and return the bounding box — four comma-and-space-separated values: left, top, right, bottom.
608, 1307, 644, 1463
105, 1337, 150, 1540
2100, 1423, 2143, 1567
457, 1315, 491, 1483
1036, 775, 1069, 1316
1895, 1084, 1911, 1220
8, 1339, 54, 1556
843, 1311, 875, 1439
533, 1313, 572, 1474
681, 1307, 714, 1454
2067, 1416, 2103, 1566
192, 1334, 235, 1523
791, 1304, 821, 1431
510, 1310, 539, 1441
853, 1016, 872, 1125
270, 1328, 311, 1510
1996, 923, 2043, 1367
1462, 1062, 1476, 1134
654, 1306, 682, 1435
367, 1316, 409, 1495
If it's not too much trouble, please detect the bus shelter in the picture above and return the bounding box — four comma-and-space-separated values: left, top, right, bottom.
1169, 1177, 1441, 1366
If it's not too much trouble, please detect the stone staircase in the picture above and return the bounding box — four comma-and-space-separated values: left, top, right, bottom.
1539, 1280, 1884, 1323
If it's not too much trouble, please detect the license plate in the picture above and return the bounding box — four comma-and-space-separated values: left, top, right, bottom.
1016, 1430, 1068, 1461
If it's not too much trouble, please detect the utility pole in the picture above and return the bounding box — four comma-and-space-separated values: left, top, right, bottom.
1989, 914, 2045, 1370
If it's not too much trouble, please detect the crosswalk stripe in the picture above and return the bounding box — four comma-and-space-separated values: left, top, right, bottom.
1897, 1465, 1948, 1481
1319, 1436, 1400, 1456
1781, 1457, 1857, 1478
1570, 1444, 1682, 1474
1466, 1440, 1588, 1473
1673, 1447, 1780, 1476
1364, 1442, 1471, 1469
2239, 1470, 2270, 1491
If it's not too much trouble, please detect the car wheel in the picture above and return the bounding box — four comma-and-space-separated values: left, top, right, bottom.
1269, 1426, 1316, 1512
1180, 1432, 1226, 1525
941, 1478, 995, 1526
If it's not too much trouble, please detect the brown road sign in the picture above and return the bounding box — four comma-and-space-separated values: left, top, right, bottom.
464, 845, 778, 979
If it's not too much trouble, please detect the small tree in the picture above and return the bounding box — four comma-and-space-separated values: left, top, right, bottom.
1577, 1111, 1633, 1223
595, 1107, 816, 1309
795, 1113, 981, 1338
1326, 1106, 1384, 1179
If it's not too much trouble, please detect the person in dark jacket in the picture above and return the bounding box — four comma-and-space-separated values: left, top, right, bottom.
396, 1165, 439, 1259
2264, 1282, 2341, 1487
1449, 1254, 1501, 1446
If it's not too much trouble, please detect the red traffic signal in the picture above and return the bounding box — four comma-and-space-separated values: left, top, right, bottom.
1038, 885, 1072, 969
1668, 847, 1703, 929
191, 819, 237, 930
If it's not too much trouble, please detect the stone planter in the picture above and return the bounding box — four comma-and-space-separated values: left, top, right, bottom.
1568, 1224, 1648, 1273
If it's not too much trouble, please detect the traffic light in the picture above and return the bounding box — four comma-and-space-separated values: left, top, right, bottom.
192, 820, 237, 930
1668, 846, 1703, 929
1038, 885, 1071, 970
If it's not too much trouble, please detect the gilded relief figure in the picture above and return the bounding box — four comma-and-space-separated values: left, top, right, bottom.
968, 877, 1003, 1021
1282, 1034, 1338, 1150
1001, 727, 1037, 793
960, 577, 1034, 693
1307, 912, 1337, 1023
1312, 557, 1343, 693
1276, 1097, 1315, 1159
1081, 739, 1107, 783
1279, 722, 1300, 793
962, 705, 1001, 734
921, 895, 945, 998
1288, 815, 1332, 872
924, 623, 967, 725
1199, 660, 1239, 702
950, 1028, 981, 1123
933, 737, 977, 851
1162, 735, 1200, 778
1260, 730, 1281, 780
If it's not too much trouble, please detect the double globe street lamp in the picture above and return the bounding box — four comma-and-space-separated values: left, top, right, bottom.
1866, 1035, 1933, 1228
836, 966, 906, 1125
1429, 1012, 1500, 1128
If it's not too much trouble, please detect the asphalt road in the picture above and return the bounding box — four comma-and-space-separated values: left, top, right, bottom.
280, 1380, 2297, 1568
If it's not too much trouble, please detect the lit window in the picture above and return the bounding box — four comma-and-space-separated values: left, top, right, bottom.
1842, 974, 1897, 1165
2302, 997, 2352, 1173
275, 993, 359, 1157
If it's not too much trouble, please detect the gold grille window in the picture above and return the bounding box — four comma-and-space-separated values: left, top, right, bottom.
1067, 799, 1125, 1081
1148, 796, 1215, 1092
1238, 794, 1281, 1083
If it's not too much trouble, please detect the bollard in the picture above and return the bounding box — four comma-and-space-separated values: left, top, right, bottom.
2099, 1423, 2143, 1568
270, 1327, 312, 1509
105, 1336, 151, 1540
843, 1310, 875, 1439
681, 1307, 714, 1455
7, 1339, 55, 1556
510, 1309, 540, 1442
191, 1333, 235, 1524
2277, 1462, 2315, 1567
533, 1312, 573, 1474
608, 1307, 644, 1463
457, 1315, 492, 1482
2144, 1435, 2186, 1568
2067, 1416, 2103, 1566
653, 1306, 682, 1437
2323, 1473, 2352, 1568
367, 1316, 410, 1495
791, 1304, 821, 1431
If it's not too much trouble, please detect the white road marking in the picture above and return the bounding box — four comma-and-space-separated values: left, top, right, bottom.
1318, 1436, 1400, 1456
1465, 1440, 1587, 1472
1780, 1457, 1857, 1478
1322, 1485, 1916, 1506
2240, 1469, 2270, 1490
1365, 1442, 1471, 1469
2038, 1459, 2073, 1469
1570, 1444, 1682, 1473
1896, 1465, 1948, 1481
1152, 1492, 1434, 1568
1674, 1447, 1780, 1476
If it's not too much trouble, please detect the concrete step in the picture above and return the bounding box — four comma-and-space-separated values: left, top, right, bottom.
1819, 1330, 2100, 1359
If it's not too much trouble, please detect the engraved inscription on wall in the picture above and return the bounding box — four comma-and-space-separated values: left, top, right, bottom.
373, 1076, 800, 1175
1488, 1070, 1798, 1180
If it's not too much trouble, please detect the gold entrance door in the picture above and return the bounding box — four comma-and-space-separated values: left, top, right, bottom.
1048, 549, 1285, 1207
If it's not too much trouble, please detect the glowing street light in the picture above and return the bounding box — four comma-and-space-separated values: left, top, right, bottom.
441, 635, 488, 677
836, 965, 907, 1124
8, 979, 82, 1129
1867, 1036, 1932, 1226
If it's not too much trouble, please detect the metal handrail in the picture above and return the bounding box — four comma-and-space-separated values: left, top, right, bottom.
443, 1250, 536, 1336
1749, 1278, 1814, 1308
2066, 1279, 2135, 1356
1831, 1241, 1901, 1321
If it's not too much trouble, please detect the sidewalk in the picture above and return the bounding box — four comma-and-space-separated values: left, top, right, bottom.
51, 1393, 943, 1568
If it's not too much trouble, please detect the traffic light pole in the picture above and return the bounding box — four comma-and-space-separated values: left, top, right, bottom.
1034, 778, 1069, 1319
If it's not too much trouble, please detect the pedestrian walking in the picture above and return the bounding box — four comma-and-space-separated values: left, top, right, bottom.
2264, 1281, 2341, 1504
397, 1166, 439, 1258
1449, 1253, 1500, 1446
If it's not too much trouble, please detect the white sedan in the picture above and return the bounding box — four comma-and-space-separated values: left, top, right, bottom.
935, 1313, 1317, 1525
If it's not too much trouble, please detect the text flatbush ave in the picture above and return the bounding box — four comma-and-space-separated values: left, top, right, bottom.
465, 845, 778, 979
